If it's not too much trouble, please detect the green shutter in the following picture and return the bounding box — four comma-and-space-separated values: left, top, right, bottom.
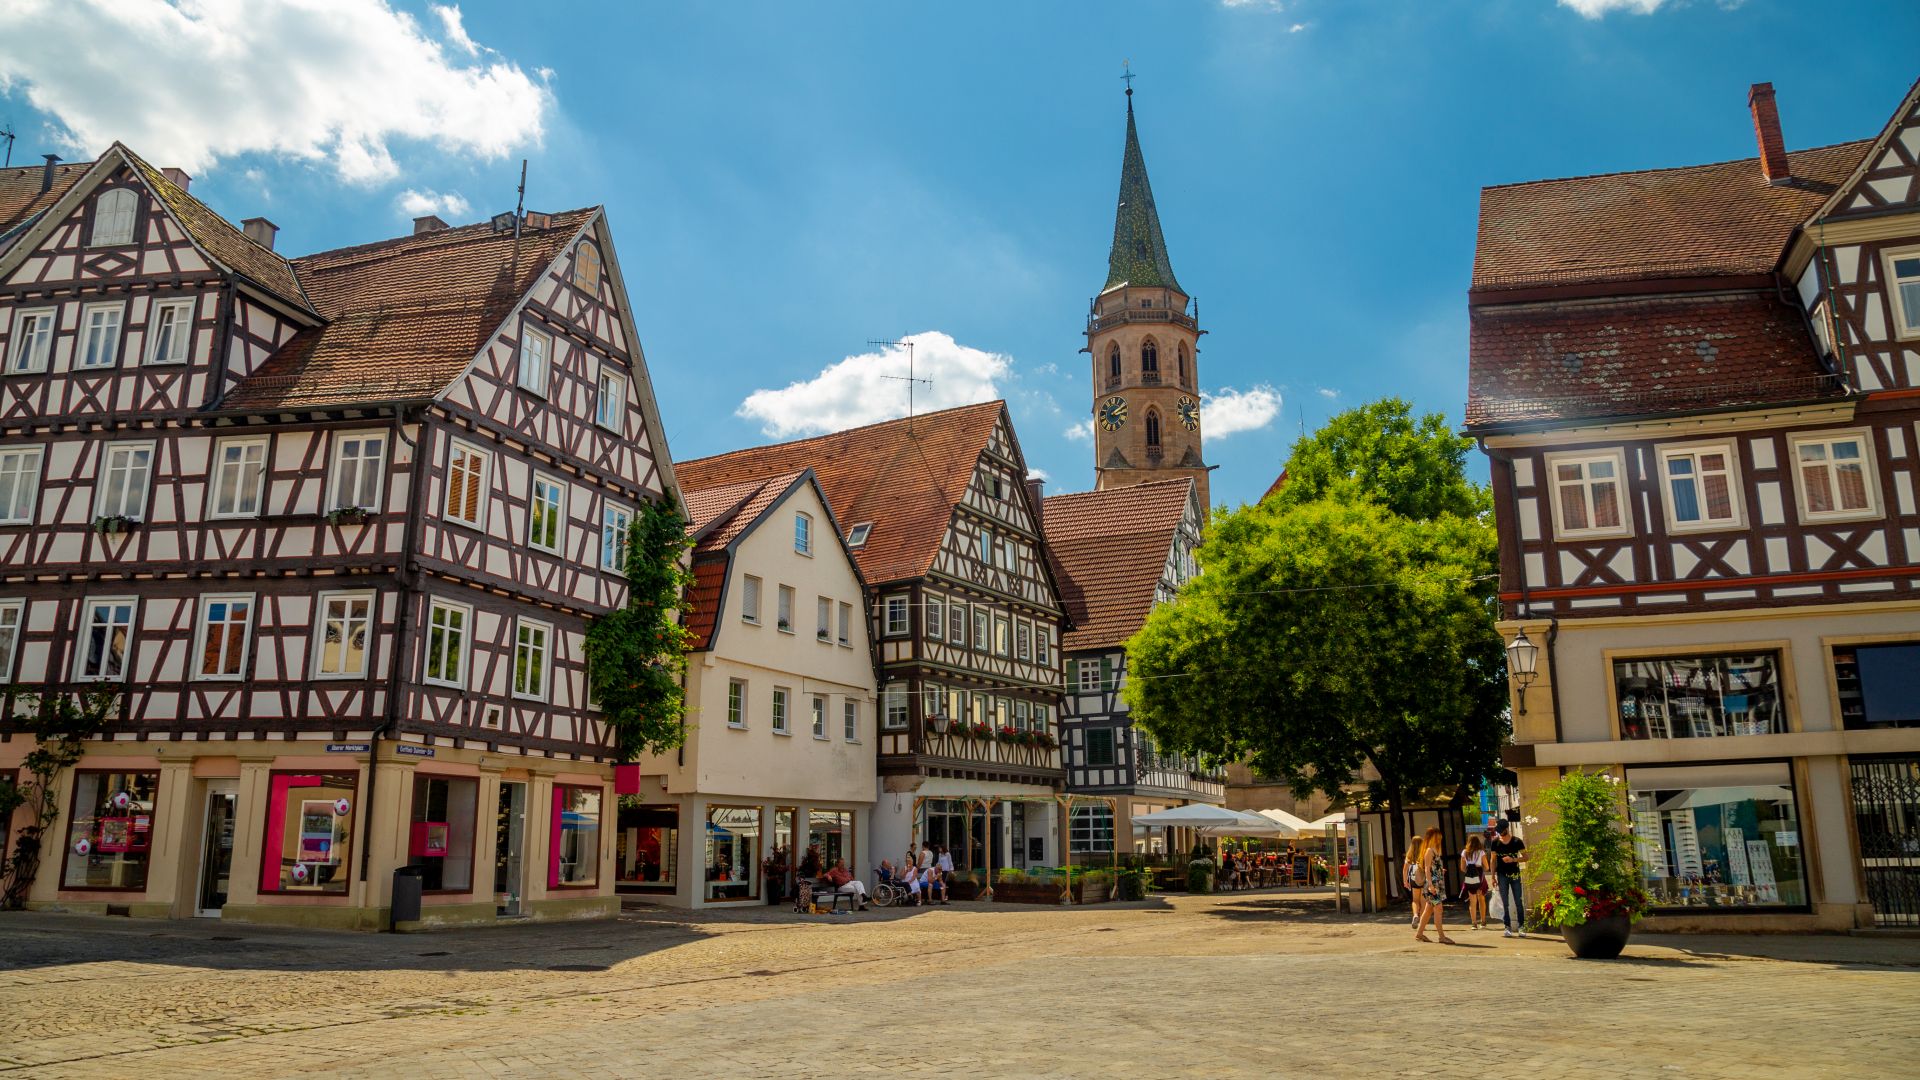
1100, 655, 1114, 691
1067, 658, 1079, 687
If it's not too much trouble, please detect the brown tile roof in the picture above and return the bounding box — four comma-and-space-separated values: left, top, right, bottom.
674, 401, 1007, 587
678, 470, 811, 652
683, 560, 728, 652
1465, 291, 1841, 428
221, 209, 595, 410
0, 160, 89, 252
119, 145, 312, 311
1043, 479, 1193, 652
1471, 141, 1871, 292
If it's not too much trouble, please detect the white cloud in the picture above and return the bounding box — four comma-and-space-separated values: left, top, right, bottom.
0, 0, 550, 183
431, 3, 479, 56
1557, 0, 1670, 16
1220, 0, 1287, 9
1289, 22, 1311, 32
1316, 387, 1340, 400
1026, 468, 1050, 483
1064, 420, 1093, 443
1202, 385, 1283, 438
737, 331, 1012, 439
397, 188, 471, 220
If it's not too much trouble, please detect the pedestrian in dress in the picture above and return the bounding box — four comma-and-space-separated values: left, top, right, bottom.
1402, 840, 1427, 929
1412, 826, 1455, 945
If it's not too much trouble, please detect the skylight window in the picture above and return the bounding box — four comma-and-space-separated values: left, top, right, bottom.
846, 523, 872, 548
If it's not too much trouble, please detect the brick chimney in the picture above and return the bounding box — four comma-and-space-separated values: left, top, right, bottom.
240, 217, 278, 251
1749, 82, 1791, 184
1027, 477, 1046, 532
160, 167, 191, 191
413, 214, 449, 235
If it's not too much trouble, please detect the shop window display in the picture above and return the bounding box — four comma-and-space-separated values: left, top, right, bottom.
408, 775, 478, 892
263, 773, 357, 894
1626, 762, 1807, 909
550, 785, 602, 888
705, 805, 761, 901
63, 771, 159, 889
808, 809, 852, 872
1614, 652, 1784, 739
616, 803, 678, 888
1834, 642, 1920, 729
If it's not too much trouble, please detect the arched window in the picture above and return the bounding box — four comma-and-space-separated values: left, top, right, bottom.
90, 188, 137, 247
1145, 409, 1161, 448
573, 240, 602, 291
1141, 339, 1159, 374
1178, 343, 1188, 383
1107, 343, 1121, 381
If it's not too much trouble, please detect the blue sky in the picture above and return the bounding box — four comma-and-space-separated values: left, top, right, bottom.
2, 0, 1916, 505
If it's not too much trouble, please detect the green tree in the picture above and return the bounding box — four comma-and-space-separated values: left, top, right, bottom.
583, 496, 695, 762
1268, 397, 1489, 521
1126, 400, 1506, 869
0, 688, 118, 909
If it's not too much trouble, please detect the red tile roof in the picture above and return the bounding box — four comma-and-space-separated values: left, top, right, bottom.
683, 560, 728, 653
0, 160, 89, 253
675, 402, 1008, 587
1465, 292, 1840, 428
1471, 141, 1870, 293
680, 469, 828, 651
122, 146, 311, 312
221, 210, 595, 410
1043, 479, 1193, 652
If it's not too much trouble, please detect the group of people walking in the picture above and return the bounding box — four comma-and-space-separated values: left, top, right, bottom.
1404, 818, 1526, 944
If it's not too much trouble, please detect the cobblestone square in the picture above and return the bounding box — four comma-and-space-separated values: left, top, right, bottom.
2, 891, 1917, 1078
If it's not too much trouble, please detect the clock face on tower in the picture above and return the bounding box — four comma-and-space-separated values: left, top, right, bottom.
1098, 396, 1129, 431
1177, 396, 1200, 430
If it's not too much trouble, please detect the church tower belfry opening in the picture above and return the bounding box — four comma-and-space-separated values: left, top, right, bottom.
1085, 78, 1209, 511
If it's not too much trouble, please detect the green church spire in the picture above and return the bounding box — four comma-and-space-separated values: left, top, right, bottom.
1104, 90, 1183, 294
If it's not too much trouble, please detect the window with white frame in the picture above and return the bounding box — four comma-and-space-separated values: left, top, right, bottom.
0, 446, 43, 525
727, 679, 747, 728
518, 325, 551, 396
423, 599, 470, 687
78, 304, 123, 369
1659, 444, 1741, 530
145, 300, 194, 365
90, 188, 137, 246
209, 437, 268, 518
529, 474, 565, 553
1887, 250, 1920, 338
595, 368, 625, 430
1077, 657, 1105, 693
811, 694, 827, 739
315, 591, 373, 678
837, 601, 851, 646
1549, 452, 1629, 537
843, 699, 858, 742
1793, 432, 1878, 520
994, 616, 1010, 657
772, 687, 790, 734
513, 618, 550, 700
948, 601, 965, 643
741, 574, 762, 623
977, 529, 992, 563
926, 594, 944, 640
1016, 622, 1031, 661
76, 597, 136, 681
444, 442, 488, 528
777, 585, 794, 632
884, 594, 908, 636
8, 309, 54, 374
0, 599, 23, 681
923, 683, 942, 719
972, 608, 988, 651
1070, 804, 1114, 853
883, 682, 908, 729
329, 431, 386, 512
1037, 627, 1051, 666
194, 594, 253, 680
794, 512, 812, 555
1015, 699, 1030, 731
846, 522, 870, 548
816, 595, 832, 641
96, 442, 154, 520
601, 504, 631, 572
573, 240, 602, 291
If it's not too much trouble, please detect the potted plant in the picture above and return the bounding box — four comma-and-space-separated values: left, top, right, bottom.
996, 725, 1018, 743
1116, 865, 1152, 901
1529, 769, 1650, 959
325, 505, 370, 526
776, 617, 791, 632
92, 513, 135, 536
970, 722, 992, 741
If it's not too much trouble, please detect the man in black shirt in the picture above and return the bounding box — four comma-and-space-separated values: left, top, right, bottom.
1490, 818, 1527, 938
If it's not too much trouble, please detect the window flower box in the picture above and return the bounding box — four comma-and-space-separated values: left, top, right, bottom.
92, 514, 137, 536
995, 726, 1019, 744
777, 618, 792, 632
326, 506, 371, 526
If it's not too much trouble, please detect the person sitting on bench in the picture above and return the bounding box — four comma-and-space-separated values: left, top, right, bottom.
825, 859, 870, 911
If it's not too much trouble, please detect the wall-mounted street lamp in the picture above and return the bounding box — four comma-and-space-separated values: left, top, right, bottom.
1506, 629, 1541, 716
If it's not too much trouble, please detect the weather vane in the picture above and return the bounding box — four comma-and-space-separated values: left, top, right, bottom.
1122, 60, 1136, 96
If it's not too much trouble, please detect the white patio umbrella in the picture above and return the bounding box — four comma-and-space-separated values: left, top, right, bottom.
1198, 809, 1298, 838
1304, 812, 1347, 832
1130, 804, 1264, 828
1256, 809, 1317, 833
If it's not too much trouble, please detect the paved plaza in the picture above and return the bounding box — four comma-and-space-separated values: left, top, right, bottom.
1, 891, 1917, 1078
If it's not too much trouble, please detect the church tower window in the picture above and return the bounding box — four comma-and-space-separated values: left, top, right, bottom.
1145, 409, 1161, 448
1141, 339, 1158, 375
1177, 343, 1188, 384
1108, 343, 1121, 382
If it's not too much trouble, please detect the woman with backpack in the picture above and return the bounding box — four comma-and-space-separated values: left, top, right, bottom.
1412, 826, 1455, 945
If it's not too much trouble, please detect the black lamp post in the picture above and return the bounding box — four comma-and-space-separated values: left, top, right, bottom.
1506, 629, 1540, 716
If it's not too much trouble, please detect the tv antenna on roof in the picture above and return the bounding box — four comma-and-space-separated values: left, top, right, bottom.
0, 126, 15, 169
870, 337, 931, 432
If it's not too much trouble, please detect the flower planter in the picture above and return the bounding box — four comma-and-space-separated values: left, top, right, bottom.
992, 882, 1067, 905
1070, 879, 1112, 904
1561, 914, 1632, 960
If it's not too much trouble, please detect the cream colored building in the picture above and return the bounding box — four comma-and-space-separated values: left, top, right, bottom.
618, 470, 877, 908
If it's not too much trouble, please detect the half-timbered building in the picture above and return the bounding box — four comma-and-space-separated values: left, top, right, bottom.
1043, 479, 1221, 859
1470, 80, 1920, 931
616, 468, 876, 908
675, 402, 1068, 885
0, 144, 678, 929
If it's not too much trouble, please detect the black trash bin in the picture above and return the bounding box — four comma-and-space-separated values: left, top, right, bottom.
391, 865, 425, 929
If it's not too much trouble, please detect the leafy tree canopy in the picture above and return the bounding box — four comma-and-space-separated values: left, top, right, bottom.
1269, 397, 1489, 521
583, 496, 694, 762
